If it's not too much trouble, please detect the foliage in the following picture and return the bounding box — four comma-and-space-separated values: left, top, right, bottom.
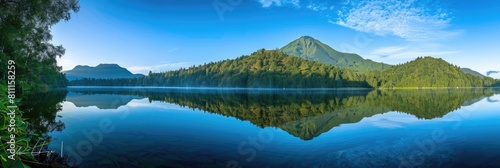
70, 49, 371, 88
280, 36, 392, 72
1, 84, 71, 168
374, 57, 498, 88
19, 90, 67, 142
0, 0, 79, 93
0, 84, 32, 168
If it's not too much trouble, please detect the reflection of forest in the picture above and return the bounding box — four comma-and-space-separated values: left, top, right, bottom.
20, 90, 68, 142
67, 88, 496, 140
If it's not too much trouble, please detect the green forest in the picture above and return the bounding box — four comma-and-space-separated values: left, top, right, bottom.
69, 50, 500, 88
1, 0, 500, 168
70, 49, 371, 88
376, 57, 499, 88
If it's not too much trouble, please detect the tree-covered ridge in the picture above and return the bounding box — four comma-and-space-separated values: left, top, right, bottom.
281, 36, 392, 72
70, 49, 371, 88
376, 57, 498, 88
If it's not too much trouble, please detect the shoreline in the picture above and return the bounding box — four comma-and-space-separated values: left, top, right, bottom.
61, 86, 500, 90
65, 86, 375, 91
377, 87, 500, 90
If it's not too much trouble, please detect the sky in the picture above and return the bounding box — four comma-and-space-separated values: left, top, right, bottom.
52, 0, 500, 78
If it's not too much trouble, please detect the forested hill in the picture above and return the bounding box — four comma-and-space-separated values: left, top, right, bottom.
281, 36, 392, 72
70, 49, 371, 88
376, 57, 498, 88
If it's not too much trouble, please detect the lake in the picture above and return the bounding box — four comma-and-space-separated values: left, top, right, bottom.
21, 87, 500, 167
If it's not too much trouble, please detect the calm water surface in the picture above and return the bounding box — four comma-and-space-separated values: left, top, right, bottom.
22, 88, 500, 167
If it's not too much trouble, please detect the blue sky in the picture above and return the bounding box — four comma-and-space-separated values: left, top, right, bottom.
52, 0, 500, 78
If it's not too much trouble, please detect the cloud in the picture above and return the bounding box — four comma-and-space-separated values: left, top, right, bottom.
167, 48, 179, 53
333, 0, 461, 41
257, 0, 461, 41
364, 112, 421, 129
372, 46, 408, 55
127, 62, 191, 74
370, 119, 404, 129
306, 3, 331, 11
258, 0, 300, 7
487, 71, 499, 76
371, 45, 458, 59
487, 97, 499, 103
382, 51, 458, 59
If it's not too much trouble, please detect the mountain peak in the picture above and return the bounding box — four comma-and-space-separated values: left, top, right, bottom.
96, 64, 121, 68
299, 36, 316, 40
281, 36, 392, 71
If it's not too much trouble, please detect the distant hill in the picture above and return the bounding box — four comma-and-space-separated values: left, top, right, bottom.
64, 64, 144, 81
376, 57, 496, 88
281, 36, 392, 72
461, 68, 485, 78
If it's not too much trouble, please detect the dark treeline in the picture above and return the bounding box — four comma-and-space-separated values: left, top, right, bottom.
67, 88, 496, 140
70, 49, 371, 88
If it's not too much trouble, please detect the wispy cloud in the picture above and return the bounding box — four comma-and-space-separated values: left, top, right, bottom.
372, 46, 408, 55
257, 0, 300, 7
487, 71, 499, 76
127, 62, 191, 74
365, 112, 460, 129
386, 51, 458, 59
256, 0, 461, 41
334, 0, 462, 41
167, 48, 179, 53
371, 45, 458, 59
364, 112, 421, 129
306, 3, 333, 11
488, 97, 499, 103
